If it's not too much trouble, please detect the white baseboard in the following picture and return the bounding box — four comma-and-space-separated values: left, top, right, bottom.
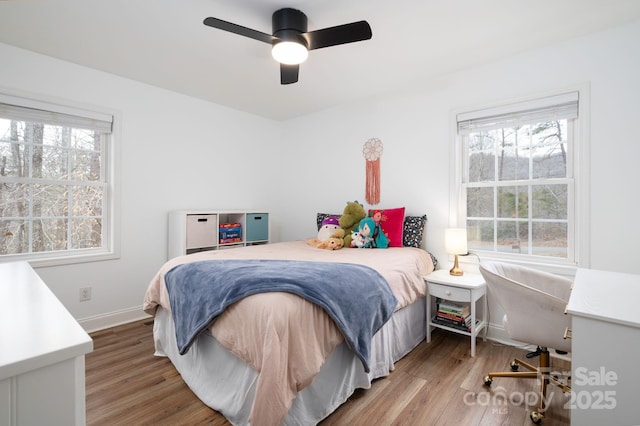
78, 306, 152, 333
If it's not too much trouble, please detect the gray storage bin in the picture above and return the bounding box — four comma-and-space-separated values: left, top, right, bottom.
186, 214, 218, 249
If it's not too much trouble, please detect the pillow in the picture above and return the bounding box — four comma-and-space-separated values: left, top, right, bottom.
368, 207, 405, 247
316, 213, 340, 231
427, 251, 438, 269
403, 215, 427, 248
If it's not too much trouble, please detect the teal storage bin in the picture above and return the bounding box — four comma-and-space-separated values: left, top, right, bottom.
246, 213, 269, 242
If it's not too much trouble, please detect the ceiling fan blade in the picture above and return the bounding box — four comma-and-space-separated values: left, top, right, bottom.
280, 64, 299, 85
203, 17, 277, 45
304, 21, 372, 50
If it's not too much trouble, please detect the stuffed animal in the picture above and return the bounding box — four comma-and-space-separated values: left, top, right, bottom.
306, 227, 345, 250
339, 200, 366, 247
350, 217, 389, 248
307, 237, 344, 250
350, 228, 368, 248
317, 216, 341, 241
367, 213, 389, 248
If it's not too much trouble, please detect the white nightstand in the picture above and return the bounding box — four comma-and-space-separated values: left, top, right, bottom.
425, 269, 487, 357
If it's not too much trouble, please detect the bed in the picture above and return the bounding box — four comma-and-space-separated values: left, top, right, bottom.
143, 239, 435, 425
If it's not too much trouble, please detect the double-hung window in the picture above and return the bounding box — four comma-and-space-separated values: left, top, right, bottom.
454, 90, 587, 268
0, 93, 117, 265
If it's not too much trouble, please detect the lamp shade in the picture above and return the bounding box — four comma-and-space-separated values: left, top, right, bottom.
272, 41, 308, 65
445, 228, 468, 255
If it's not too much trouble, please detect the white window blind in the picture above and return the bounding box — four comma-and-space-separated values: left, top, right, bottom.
457, 91, 578, 135
0, 94, 112, 133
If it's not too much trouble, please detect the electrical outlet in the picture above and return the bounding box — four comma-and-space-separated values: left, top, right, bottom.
79, 286, 92, 302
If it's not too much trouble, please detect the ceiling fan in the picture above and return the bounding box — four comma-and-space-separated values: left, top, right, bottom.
203, 8, 372, 85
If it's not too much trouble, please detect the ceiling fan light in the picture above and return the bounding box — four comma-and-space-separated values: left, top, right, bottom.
272, 41, 308, 65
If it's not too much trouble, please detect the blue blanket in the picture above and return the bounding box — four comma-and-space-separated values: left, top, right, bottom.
164, 259, 398, 373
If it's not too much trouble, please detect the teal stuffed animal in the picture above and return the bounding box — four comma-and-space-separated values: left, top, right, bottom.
338, 200, 366, 248
351, 217, 389, 248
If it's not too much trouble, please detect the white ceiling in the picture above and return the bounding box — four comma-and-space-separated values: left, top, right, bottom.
1, 0, 640, 121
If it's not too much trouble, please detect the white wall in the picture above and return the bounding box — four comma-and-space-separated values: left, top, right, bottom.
275, 19, 640, 340
0, 43, 281, 330
278, 19, 640, 277
1, 19, 638, 333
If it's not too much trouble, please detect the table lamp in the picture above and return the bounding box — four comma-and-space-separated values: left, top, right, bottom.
445, 228, 467, 276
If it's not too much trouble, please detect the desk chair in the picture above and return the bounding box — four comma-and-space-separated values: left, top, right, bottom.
480, 261, 572, 424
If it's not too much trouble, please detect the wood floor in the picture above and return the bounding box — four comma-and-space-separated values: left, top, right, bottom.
86, 319, 571, 425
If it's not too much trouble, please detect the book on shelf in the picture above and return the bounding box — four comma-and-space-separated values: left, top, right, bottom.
436, 311, 471, 325
436, 299, 470, 317
432, 316, 479, 332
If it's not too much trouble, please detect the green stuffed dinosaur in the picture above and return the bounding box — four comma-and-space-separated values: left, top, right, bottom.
338, 200, 366, 248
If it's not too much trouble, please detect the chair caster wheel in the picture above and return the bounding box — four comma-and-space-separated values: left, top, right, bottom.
483, 376, 492, 386
510, 360, 520, 371
530, 411, 543, 424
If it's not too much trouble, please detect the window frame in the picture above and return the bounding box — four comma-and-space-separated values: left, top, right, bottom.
449, 85, 590, 275
0, 90, 120, 267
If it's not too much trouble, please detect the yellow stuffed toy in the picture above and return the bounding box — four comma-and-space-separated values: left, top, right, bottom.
306, 228, 345, 250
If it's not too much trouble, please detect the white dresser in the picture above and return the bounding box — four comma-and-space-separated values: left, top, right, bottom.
566, 268, 640, 426
0, 262, 93, 426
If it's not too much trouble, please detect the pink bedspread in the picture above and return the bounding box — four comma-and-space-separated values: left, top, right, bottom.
143, 240, 434, 425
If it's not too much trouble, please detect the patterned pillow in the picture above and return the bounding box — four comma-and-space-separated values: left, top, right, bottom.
368, 207, 405, 247
403, 215, 427, 248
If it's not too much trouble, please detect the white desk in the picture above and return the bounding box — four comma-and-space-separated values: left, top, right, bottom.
0, 262, 93, 426
566, 268, 640, 426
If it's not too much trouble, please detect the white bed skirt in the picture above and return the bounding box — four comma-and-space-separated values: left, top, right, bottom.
153, 297, 426, 425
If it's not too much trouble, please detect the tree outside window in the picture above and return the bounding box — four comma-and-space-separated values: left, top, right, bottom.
0, 100, 112, 262
464, 119, 571, 258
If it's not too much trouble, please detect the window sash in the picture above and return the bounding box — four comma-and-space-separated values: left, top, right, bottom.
464, 178, 573, 258
459, 116, 576, 263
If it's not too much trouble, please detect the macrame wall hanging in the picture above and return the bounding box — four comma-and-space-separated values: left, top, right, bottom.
362, 138, 383, 205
